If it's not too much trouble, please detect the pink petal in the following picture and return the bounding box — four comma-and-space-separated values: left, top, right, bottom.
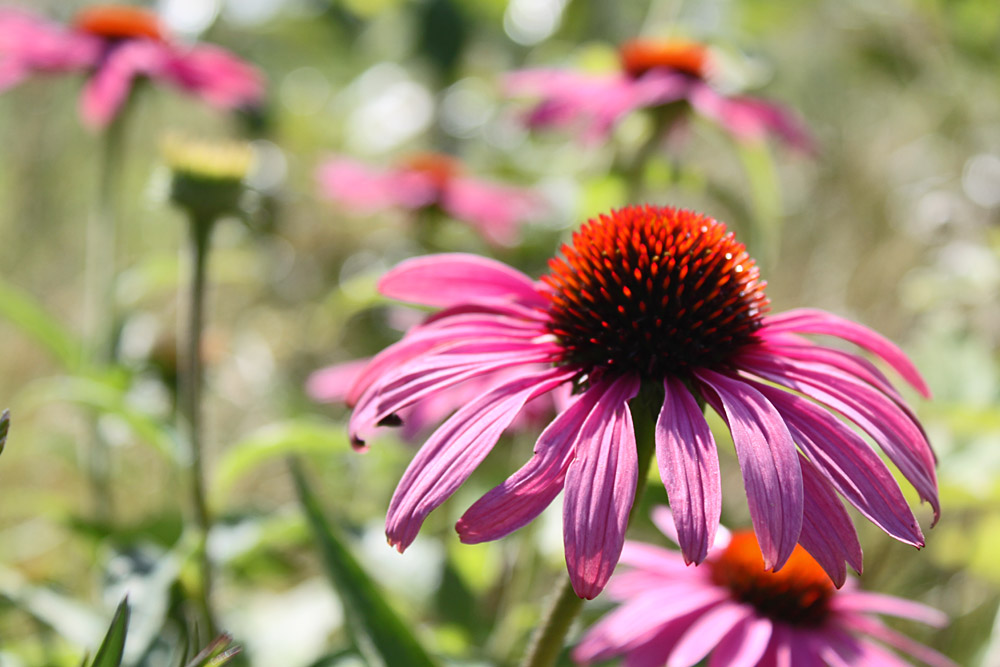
442, 178, 544, 246
0, 10, 98, 88
761, 308, 931, 398
696, 369, 803, 571
162, 43, 263, 109
316, 158, 437, 213
378, 253, 547, 309
563, 375, 641, 599
754, 380, 923, 547
81, 40, 169, 128
831, 591, 948, 626
456, 381, 608, 543
838, 615, 957, 667
667, 600, 754, 667
738, 353, 940, 523
797, 453, 862, 587
306, 358, 371, 403
655, 376, 722, 565
687, 81, 815, 152
384, 367, 573, 551
708, 615, 773, 667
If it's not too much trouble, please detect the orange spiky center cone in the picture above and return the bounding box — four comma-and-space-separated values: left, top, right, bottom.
619, 39, 711, 79
542, 205, 768, 380
709, 531, 835, 626
74, 5, 165, 42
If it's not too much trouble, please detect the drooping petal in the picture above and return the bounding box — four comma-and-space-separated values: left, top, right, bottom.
707, 615, 773, 667
161, 43, 263, 109
686, 80, 814, 151
384, 367, 573, 551
838, 615, 957, 667
0, 10, 98, 89
753, 379, 924, 547
797, 454, 862, 587
760, 308, 931, 398
443, 178, 544, 246
831, 591, 948, 626
667, 601, 754, 667
563, 375, 641, 599
456, 381, 607, 543
316, 158, 437, 213
81, 40, 169, 128
306, 358, 371, 403
655, 376, 722, 564
378, 253, 547, 309
696, 369, 803, 571
738, 353, 940, 523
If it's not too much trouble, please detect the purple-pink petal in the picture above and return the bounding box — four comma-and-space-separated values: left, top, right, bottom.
667, 600, 754, 667
708, 615, 773, 667
442, 177, 544, 246
796, 454, 862, 587
316, 158, 436, 213
377, 253, 547, 309
696, 369, 803, 571
752, 379, 924, 547
562, 375, 641, 599
838, 615, 957, 667
831, 591, 948, 627
457, 381, 607, 544
761, 308, 931, 398
655, 375, 722, 565
162, 43, 263, 109
306, 358, 371, 403
384, 367, 572, 551
81, 40, 168, 128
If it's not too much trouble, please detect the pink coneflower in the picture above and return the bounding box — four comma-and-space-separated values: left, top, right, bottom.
506, 38, 812, 150
316, 152, 545, 246
574, 508, 955, 667
348, 204, 937, 599
0, 5, 263, 128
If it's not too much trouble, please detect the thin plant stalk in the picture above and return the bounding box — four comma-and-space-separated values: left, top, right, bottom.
82, 116, 127, 521
180, 213, 219, 637
520, 392, 659, 667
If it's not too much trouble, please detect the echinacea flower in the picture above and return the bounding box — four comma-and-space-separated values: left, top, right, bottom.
574, 507, 955, 667
316, 152, 545, 246
348, 204, 938, 599
506, 39, 812, 150
0, 5, 263, 128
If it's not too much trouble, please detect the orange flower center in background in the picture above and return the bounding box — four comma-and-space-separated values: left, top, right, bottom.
74, 5, 165, 42
620, 39, 710, 79
401, 152, 463, 192
543, 205, 768, 380
709, 531, 834, 626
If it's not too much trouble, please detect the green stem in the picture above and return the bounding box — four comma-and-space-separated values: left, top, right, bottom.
180, 215, 218, 637
624, 105, 682, 203
83, 117, 126, 521
520, 392, 658, 667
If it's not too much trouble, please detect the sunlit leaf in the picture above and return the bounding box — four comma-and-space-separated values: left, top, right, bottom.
89, 597, 129, 667
212, 419, 348, 502
184, 633, 241, 667
290, 459, 437, 667
0, 277, 80, 368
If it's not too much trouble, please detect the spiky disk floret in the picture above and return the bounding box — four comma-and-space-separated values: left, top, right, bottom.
542, 205, 768, 380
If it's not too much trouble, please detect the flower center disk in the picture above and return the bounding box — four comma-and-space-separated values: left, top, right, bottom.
542, 205, 768, 380
75, 5, 165, 42
620, 39, 711, 79
709, 531, 834, 627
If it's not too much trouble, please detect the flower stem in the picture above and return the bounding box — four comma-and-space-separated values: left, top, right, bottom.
180, 214, 218, 637
520, 393, 658, 667
83, 117, 126, 521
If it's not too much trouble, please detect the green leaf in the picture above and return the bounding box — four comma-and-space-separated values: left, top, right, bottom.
90, 597, 130, 667
212, 419, 347, 503
0, 277, 80, 368
290, 459, 437, 667
22, 375, 184, 462
184, 633, 242, 667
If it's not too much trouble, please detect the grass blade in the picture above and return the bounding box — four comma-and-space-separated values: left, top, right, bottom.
289, 458, 437, 667
90, 597, 130, 667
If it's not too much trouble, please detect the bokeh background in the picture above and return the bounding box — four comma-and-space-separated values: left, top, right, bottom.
0, 0, 998, 664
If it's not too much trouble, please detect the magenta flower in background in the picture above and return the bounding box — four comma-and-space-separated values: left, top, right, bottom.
506, 39, 813, 150
574, 507, 955, 667
316, 152, 546, 246
0, 5, 263, 128
348, 204, 938, 599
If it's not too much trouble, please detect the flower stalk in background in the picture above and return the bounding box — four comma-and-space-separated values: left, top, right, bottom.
0, 409, 9, 455
506, 38, 813, 151
165, 135, 254, 637
0, 4, 264, 128
344, 204, 937, 664
574, 507, 955, 667
316, 152, 546, 246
